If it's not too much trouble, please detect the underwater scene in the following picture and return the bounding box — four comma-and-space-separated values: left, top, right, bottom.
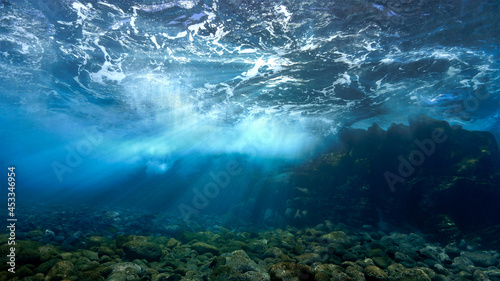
1, 0, 500, 280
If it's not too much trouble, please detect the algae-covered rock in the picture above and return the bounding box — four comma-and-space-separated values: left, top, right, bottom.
16, 240, 43, 265
227, 271, 271, 281
96, 246, 115, 257
345, 266, 365, 281
226, 250, 265, 273
364, 265, 387, 281
107, 271, 141, 281
269, 262, 315, 281
74, 257, 100, 272
192, 242, 219, 255
87, 236, 113, 248
314, 272, 330, 281
396, 268, 431, 281
79, 270, 105, 281
313, 264, 344, 276
28, 229, 44, 240
94, 266, 113, 278
16, 265, 33, 279
123, 240, 163, 261
167, 238, 181, 248
263, 247, 284, 259
209, 265, 233, 281
289, 115, 500, 237
111, 262, 143, 273
372, 256, 392, 269
319, 231, 349, 244
296, 253, 321, 266
463, 251, 497, 267
386, 263, 405, 278
46, 260, 75, 280
38, 245, 60, 262
81, 250, 99, 261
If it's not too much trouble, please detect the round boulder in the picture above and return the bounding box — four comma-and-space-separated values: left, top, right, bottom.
122, 241, 162, 261
269, 262, 315, 281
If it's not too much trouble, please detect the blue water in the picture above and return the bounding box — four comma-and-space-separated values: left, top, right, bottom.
1, 0, 499, 216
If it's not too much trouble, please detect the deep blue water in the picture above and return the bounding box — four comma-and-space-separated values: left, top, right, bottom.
1, 0, 499, 219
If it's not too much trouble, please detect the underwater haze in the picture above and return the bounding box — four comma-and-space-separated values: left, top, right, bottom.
1, 0, 499, 207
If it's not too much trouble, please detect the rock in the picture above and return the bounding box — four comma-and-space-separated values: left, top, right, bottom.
192, 242, 219, 255
473, 270, 489, 281
432, 263, 451, 276
34, 259, 61, 275
463, 251, 498, 267
111, 262, 142, 272
331, 270, 353, 281
46, 260, 75, 280
28, 229, 44, 240
319, 231, 350, 245
74, 257, 99, 272
342, 253, 359, 262
387, 264, 433, 281
314, 272, 330, 281
17, 240, 43, 265
81, 250, 99, 261
444, 245, 461, 258
328, 243, 347, 256
397, 268, 432, 281
296, 253, 321, 265
60, 252, 72, 260
167, 238, 181, 248
372, 256, 392, 269
54, 235, 65, 242
263, 247, 284, 259
33, 273, 45, 280
43, 229, 56, 239
123, 240, 163, 261
226, 250, 265, 273
345, 266, 365, 281
269, 262, 315, 281
452, 256, 474, 270
62, 233, 81, 248
394, 252, 414, 264
96, 246, 115, 257
364, 265, 388, 281
368, 249, 386, 258
246, 240, 268, 255
417, 246, 440, 261
38, 245, 59, 262
107, 271, 141, 281
386, 263, 405, 279
289, 115, 500, 234
227, 271, 271, 281
314, 264, 344, 276
16, 265, 33, 279
95, 266, 113, 278
79, 270, 105, 281
87, 236, 112, 248
209, 265, 233, 281
109, 262, 143, 281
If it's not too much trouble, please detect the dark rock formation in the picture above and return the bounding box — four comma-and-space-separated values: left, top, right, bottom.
288, 114, 500, 241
